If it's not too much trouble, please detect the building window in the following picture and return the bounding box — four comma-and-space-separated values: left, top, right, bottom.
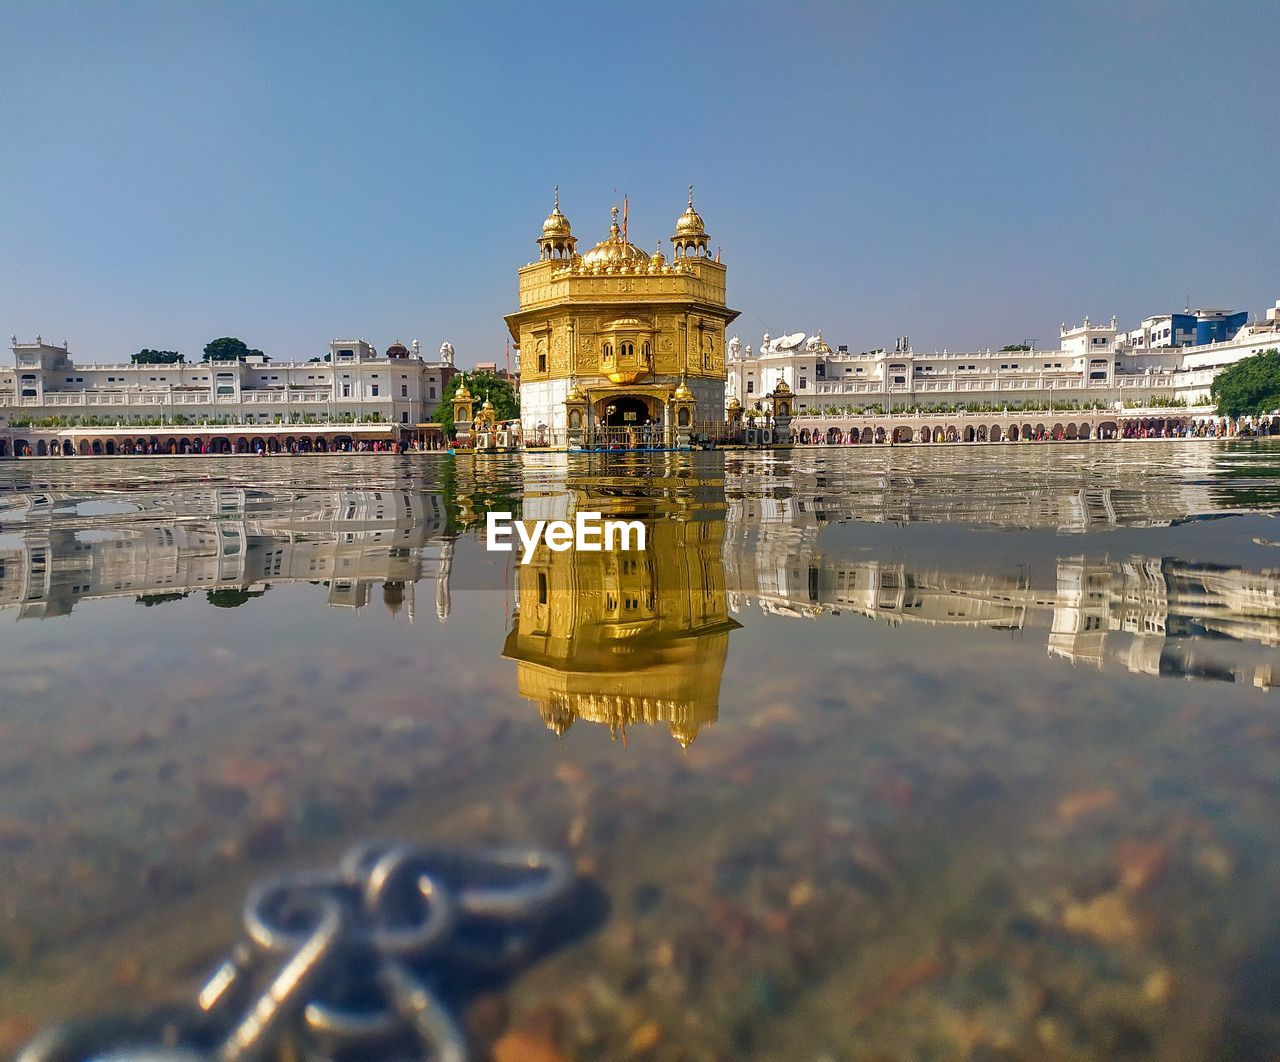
401, 411, 409, 423
746, 380, 754, 393
799, 377, 807, 389
538, 349, 547, 372
642, 341, 651, 360
371, 384, 379, 397
429, 385, 436, 399
401, 384, 408, 397
620, 342, 633, 358
342, 384, 350, 398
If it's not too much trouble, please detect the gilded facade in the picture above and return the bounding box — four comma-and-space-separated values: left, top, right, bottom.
505, 189, 739, 445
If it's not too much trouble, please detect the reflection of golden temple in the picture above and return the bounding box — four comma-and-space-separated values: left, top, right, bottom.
501, 473, 738, 746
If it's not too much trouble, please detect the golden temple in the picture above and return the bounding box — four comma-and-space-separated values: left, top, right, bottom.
505, 188, 739, 447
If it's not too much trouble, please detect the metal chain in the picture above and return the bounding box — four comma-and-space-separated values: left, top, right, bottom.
18, 842, 574, 1062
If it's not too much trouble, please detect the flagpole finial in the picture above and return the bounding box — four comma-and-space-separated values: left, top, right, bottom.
688, 184, 694, 209
553, 185, 559, 210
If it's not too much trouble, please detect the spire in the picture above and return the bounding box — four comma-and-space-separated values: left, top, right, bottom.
553, 184, 559, 211
688, 183, 694, 210
610, 204, 620, 238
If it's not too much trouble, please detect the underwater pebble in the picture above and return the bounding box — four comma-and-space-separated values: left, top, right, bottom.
493, 1028, 567, 1062
1062, 890, 1139, 944
1057, 787, 1119, 825
627, 1020, 663, 1055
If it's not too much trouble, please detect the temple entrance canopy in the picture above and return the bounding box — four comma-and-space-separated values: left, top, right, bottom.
600, 394, 654, 426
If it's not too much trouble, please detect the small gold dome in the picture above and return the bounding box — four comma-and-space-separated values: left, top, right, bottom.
565, 384, 585, 403
541, 701, 575, 736
726, 395, 742, 410
673, 380, 693, 401
454, 381, 472, 400
773, 380, 792, 394
669, 719, 701, 748
542, 210, 572, 238
674, 186, 706, 237
481, 397, 493, 409
581, 207, 649, 267
541, 187, 572, 238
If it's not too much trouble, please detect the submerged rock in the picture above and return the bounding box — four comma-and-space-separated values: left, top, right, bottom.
1062, 890, 1140, 945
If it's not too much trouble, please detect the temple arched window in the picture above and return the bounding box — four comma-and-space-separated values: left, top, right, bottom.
642, 341, 651, 360
621, 342, 633, 359
603, 343, 613, 360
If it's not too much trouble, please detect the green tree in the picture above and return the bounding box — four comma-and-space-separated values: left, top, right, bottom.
1000, 344, 1032, 351
131, 349, 185, 364
206, 587, 268, 609
432, 371, 519, 436
1210, 348, 1280, 418
136, 592, 190, 606
203, 337, 268, 363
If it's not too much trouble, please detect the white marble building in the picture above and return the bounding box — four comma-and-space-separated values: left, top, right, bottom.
1, 336, 457, 442
726, 298, 1280, 416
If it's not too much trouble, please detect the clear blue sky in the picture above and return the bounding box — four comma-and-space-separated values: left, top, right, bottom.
3, 0, 1277, 366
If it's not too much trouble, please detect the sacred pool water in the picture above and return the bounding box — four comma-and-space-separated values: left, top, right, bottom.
2, 443, 1279, 1059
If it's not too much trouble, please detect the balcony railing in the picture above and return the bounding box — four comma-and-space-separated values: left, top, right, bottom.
14, 387, 340, 408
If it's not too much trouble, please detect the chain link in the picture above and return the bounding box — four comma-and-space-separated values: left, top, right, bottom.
18, 841, 574, 1062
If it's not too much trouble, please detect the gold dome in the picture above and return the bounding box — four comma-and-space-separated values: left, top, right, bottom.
581, 206, 648, 267
772, 380, 792, 395
541, 187, 572, 238
541, 701, 576, 736
811, 330, 832, 355
481, 397, 493, 409
669, 718, 701, 748
726, 395, 742, 410
673, 380, 693, 401
564, 383, 585, 403
454, 381, 472, 400
674, 186, 706, 237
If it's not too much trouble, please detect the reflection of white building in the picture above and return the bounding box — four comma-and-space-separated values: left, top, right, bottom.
0, 488, 455, 621
720, 467, 1280, 689
726, 297, 1280, 415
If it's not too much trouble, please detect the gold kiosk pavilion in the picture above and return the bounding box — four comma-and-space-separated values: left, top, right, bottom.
505, 188, 739, 449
